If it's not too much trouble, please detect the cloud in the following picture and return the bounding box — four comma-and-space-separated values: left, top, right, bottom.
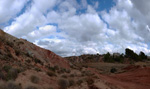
4, 0, 58, 37
24, 25, 57, 41
0, 0, 27, 24
101, 0, 150, 54
2, 0, 150, 57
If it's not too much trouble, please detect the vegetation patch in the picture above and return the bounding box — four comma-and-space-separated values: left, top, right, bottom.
47, 71, 56, 77
30, 75, 39, 84
58, 79, 69, 89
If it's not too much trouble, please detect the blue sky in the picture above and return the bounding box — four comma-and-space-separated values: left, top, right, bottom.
0, 0, 150, 57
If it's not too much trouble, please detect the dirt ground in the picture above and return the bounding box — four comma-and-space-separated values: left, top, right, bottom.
80, 62, 150, 89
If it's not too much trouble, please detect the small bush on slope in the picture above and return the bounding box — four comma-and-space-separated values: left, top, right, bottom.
58, 79, 69, 89
30, 75, 39, 84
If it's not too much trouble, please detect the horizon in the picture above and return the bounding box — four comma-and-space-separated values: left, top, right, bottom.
0, 0, 150, 57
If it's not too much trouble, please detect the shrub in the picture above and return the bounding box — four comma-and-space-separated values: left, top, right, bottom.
33, 58, 43, 65
25, 86, 38, 89
6, 41, 14, 48
3, 65, 12, 72
82, 65, 88, 68
65, 69, 71, 73
76, 79, 83, 85
30, 75, 39, 84
47, 71, 56, 77
61, 74, 67, 78
58, 79, 69, 89
26, 53, 31, 57
60, 68, 66, 73
7, 68, 20, 80
69, 74, 75, 77
0, 71, 5, 80
110, 68, 117, 73
125, 48, 140, 61
68, 79, 75, 86
7, 81, 22, 89
54, 65, 59, 70
86, 78, 94, 85
103, 52, 114, 62
139, 51, 147, 60
25, 60, 31, 63
34, 68, 41, 72
48, 67, 56, 72
15, 50, 20, 56
7, 53, 13, 58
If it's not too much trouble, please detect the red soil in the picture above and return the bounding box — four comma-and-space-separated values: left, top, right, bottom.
101, 66, 150, 89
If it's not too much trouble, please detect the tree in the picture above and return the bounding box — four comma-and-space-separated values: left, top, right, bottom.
125, 48, 140, 61
104, 52, 114, 62
139, 51, 147, 61
125, 48, 134, 58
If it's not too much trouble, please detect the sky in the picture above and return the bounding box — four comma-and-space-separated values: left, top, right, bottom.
0, 0, 150, 57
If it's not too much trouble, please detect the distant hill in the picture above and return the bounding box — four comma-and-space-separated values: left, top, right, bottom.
65, 54, 104, 63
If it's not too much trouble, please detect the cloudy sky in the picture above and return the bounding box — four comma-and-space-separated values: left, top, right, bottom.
0, 0, 150, 57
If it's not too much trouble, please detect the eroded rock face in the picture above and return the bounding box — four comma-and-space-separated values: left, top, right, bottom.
0, 29, 70, 68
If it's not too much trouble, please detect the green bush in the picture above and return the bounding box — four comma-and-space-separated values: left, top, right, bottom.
125, 48, 140, 61
103, 52, 114, 62
139, 51, 147, 60
110, 68, 117, 73
3, 65, 12, 72
30, 75, 39, 84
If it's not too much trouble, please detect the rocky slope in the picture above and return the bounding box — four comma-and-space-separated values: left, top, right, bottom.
0, 29, 69, 69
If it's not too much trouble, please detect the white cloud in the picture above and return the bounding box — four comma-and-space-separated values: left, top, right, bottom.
25, 25, 57, 41
4, 0, 59, 37
101, 0, 150, 55
57, 13, 107, 42
0, 0, 27, 24
2, 0, 150, 57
